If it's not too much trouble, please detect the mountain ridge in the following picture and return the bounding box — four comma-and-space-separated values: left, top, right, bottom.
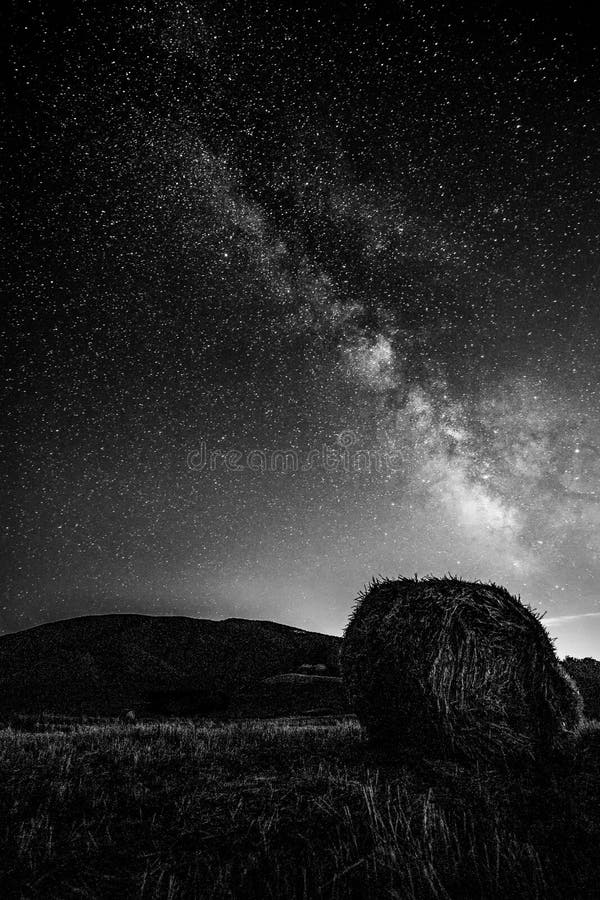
0, 613, 343, 715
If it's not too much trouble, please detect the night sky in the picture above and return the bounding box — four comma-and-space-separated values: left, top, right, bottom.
3, 1, 600, 656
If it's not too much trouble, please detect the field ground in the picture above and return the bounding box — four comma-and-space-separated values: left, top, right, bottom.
1, 716, 600, 899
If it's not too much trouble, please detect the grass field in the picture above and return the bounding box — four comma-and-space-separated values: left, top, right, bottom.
1, 716, 600, 899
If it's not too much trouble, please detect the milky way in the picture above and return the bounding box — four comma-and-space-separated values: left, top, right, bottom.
3, 2, 600, 655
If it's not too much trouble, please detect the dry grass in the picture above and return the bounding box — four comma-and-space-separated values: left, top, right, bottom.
1, 716, 599, 898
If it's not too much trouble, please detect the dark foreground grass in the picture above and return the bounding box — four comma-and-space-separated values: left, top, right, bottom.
1, 717, 600, 899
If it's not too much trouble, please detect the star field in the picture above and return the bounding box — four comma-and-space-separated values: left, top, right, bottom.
3, 1, 600, 654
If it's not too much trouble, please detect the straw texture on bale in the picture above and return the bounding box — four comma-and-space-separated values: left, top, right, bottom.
340, 576, 582, 762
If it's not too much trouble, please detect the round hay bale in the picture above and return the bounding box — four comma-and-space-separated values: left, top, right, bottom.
340, 576, 582, 762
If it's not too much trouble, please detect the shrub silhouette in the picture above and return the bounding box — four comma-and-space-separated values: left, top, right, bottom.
340, 575, 582, 763
562, 657, 600, 721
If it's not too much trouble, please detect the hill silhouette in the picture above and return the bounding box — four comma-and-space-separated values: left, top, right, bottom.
0, 615, 342, 716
